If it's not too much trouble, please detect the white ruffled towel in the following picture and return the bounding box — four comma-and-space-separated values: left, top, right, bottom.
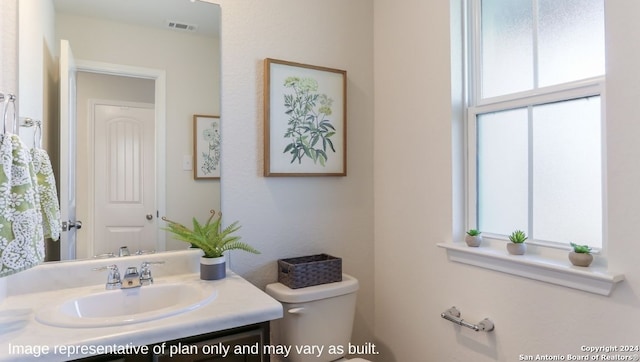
0, 134, 44, 278
31, 147, 61, 241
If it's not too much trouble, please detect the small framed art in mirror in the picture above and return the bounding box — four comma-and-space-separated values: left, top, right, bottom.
194, 114, 221, 179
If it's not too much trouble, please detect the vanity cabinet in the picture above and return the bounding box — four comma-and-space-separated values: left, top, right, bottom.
155, 324, 267, 362
74, 322, 270, 362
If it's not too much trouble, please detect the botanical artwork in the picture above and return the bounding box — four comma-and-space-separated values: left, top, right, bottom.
282, 76, 337, 167
194, 115, 221, 179
265, 59, 347, 176
200, 123, 221, 174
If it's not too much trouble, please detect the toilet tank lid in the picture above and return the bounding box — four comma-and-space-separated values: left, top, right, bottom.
265, 273, 359, 303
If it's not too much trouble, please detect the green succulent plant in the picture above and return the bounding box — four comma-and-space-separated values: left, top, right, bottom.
508, 230, 527, 244
466, 229, 482, 236
162, 210, 260, 258
570, 242, 592, 254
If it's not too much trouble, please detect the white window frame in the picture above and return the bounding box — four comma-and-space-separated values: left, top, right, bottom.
438, 0, 624, 296
466, 0, 606, 251
466, 78, 606, 251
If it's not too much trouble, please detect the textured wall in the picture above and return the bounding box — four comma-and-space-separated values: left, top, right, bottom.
0, 0, 17, 304
214, 0, 376, 349
0, 0, 18, 132
374, 1, 640, 361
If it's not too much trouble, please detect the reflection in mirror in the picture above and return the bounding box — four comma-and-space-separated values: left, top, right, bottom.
18, 0, 221, 262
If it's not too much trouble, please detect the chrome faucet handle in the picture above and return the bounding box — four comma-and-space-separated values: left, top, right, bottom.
93, 265, 122, 290
93, 252, 116, 259
135, 249, 156, 255
139, 261, 165, 286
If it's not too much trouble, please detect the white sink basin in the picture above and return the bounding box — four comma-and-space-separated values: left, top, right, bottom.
36, 282, 217, 328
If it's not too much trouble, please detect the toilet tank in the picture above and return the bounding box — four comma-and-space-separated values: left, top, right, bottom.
265, 274, 359, 362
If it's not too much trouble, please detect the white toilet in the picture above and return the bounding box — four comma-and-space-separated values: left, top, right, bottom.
265, 274, 372, 362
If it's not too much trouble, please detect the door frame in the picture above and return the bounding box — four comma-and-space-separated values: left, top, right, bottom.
74, 59, 167, 256
59, 40, 77, 260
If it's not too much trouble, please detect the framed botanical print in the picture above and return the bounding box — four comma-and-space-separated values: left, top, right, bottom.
264, 58, 347, 176
193, 115, 221, 179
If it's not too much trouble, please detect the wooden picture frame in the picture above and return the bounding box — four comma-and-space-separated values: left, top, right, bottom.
193, 115, 221, 179
264, 58, 347, 176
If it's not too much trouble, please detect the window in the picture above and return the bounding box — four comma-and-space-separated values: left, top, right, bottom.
466, 0, 605, 249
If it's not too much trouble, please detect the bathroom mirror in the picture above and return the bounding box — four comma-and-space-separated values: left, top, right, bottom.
18, 0, 221, 261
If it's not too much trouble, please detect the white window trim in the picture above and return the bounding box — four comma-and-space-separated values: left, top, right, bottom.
441, 0, 624, 296
438, 242, 623, 296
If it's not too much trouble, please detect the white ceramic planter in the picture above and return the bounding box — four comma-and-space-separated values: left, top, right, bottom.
507, 243, 526, 255
569, 252, 593, 267
200, 256, 226, 280
465, 234, 482, 247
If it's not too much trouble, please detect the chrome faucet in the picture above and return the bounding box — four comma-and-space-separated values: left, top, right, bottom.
95, 261, 165, 290
118, 246, 131, 257
93, 246, 154, 259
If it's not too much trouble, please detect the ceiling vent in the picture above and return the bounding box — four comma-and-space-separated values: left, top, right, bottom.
166, 20, 198, 32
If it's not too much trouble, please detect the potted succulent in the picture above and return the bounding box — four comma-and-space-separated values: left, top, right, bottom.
507, 230, 527, 255
569, 242, 593, 267
465, 229, 482, 247
162, 210, 260, 280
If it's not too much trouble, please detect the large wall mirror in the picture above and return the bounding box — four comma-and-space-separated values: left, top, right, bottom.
18, 0, 221, 262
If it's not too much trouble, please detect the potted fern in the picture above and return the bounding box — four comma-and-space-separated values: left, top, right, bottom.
162, 210, 260, 280
569, 242, 593, 267
507, 230, 527, 255
465, 229, 482, 247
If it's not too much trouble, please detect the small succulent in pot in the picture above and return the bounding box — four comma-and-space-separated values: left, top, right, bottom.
569, 242, 593, 267
466, 229, 481, 237
465, 229, 482, 247
570, 242, 592, 254
508, 230, 527, 243
507, 230, 527, 255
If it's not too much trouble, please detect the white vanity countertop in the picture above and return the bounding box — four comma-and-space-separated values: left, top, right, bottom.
0, 251, 283, 361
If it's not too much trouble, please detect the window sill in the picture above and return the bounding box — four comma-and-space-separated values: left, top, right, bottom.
437, 242, 624, 296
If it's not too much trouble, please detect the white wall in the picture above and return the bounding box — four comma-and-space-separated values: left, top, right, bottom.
56, 12, 221, 250
213, 0, 375, 349
18, 0, 54, 133
17, 0, 57, 155
0, 0, 18, 114
374, 1, 640, 361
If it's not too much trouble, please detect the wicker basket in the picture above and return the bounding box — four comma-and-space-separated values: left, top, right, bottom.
277, 254, 342, 289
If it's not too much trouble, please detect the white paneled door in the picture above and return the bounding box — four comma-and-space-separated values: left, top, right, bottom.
92, 101, 156, 256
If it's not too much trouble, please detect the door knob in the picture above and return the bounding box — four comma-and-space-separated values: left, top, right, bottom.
62, 220, 83, 231
146, 214, 153, 220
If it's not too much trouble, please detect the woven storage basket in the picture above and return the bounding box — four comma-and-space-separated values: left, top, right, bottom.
278, 254, 342, 289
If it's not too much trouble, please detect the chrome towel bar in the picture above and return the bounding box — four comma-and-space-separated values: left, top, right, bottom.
441, 306, 494, 332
